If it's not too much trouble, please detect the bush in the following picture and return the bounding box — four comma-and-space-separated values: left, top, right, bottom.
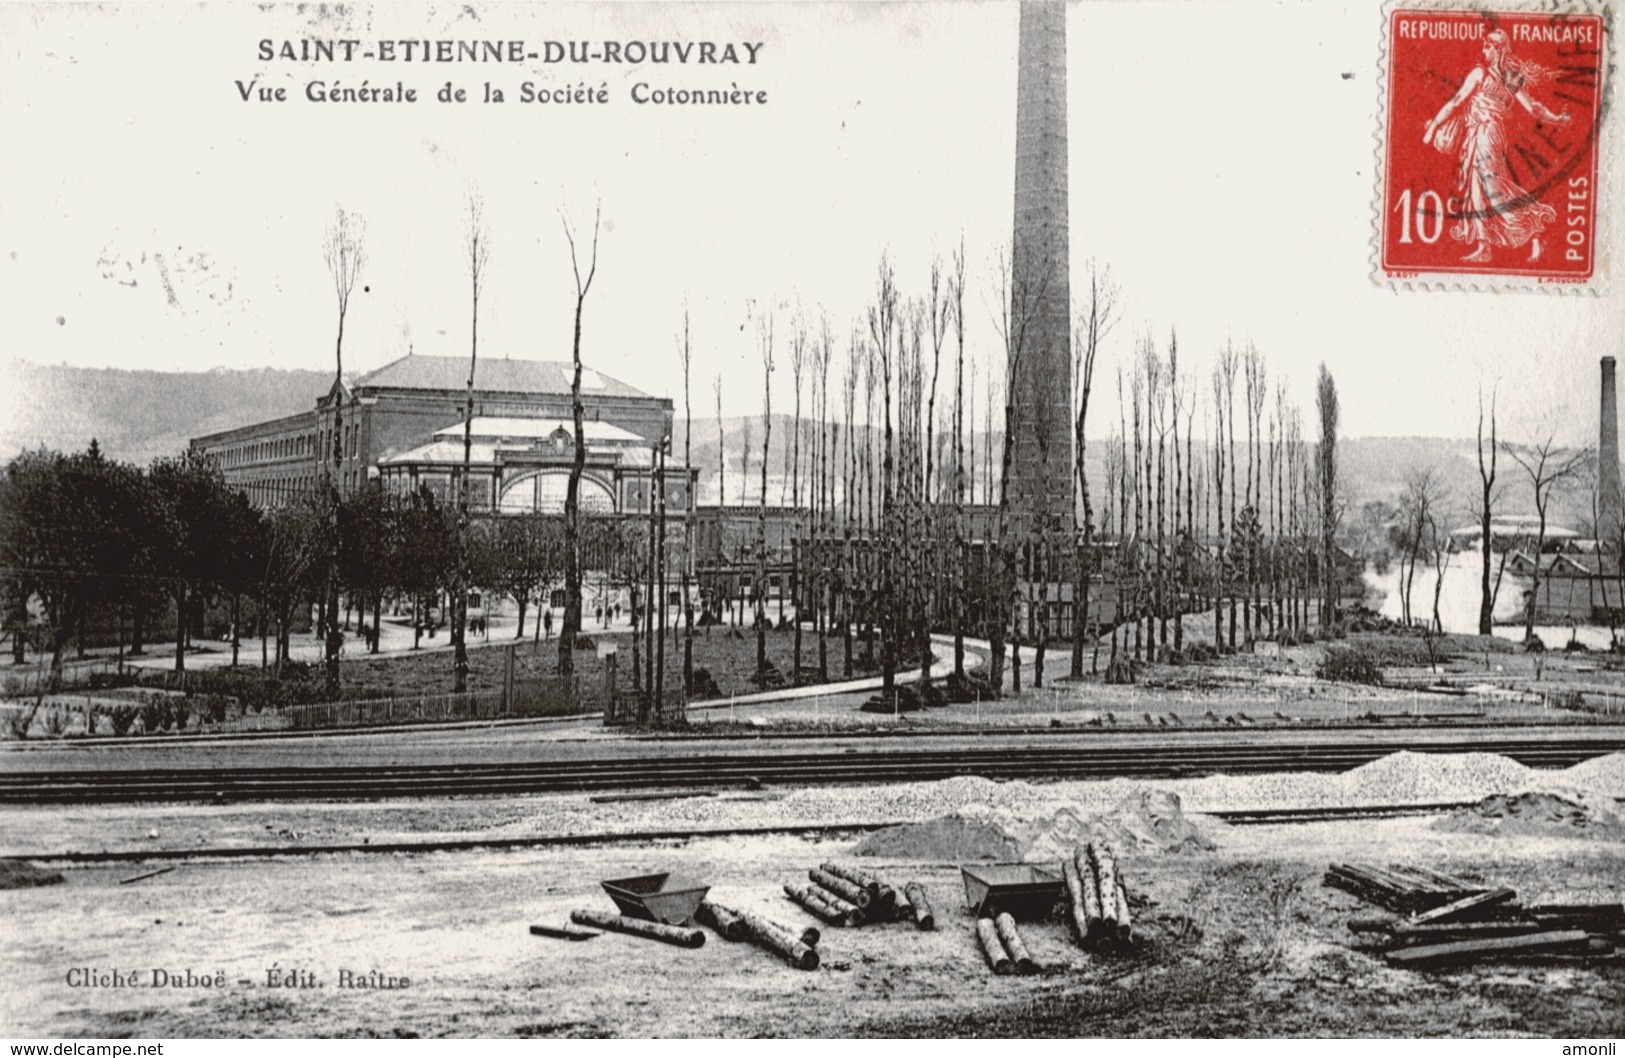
1316, 644, 1383, 686
689, 667, 723, 699
573, 634, 595, 651
138, 694, 173, 733
109, 705, 138, 736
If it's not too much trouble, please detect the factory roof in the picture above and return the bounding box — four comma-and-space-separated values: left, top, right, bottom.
354, 354, 652, 400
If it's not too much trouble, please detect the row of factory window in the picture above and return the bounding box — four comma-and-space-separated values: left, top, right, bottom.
214, 423, 367, 469
217, 434, 316, 467
242, 475, 318, 507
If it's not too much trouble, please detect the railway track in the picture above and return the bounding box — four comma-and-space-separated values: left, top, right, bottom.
2, 733, 1621, 803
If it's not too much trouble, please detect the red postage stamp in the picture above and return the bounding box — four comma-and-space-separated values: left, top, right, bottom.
1377, 3, 1610, 291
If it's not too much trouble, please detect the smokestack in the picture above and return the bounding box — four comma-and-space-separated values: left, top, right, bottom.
1601, 356, 1623, 548
1008, 0, 1073, 534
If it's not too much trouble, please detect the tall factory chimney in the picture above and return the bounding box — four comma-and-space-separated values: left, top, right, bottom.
1007, 0, 1073, 535
1601, 356, 1623, 548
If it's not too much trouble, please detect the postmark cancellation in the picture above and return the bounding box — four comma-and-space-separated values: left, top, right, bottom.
1375, 1, 1612, 292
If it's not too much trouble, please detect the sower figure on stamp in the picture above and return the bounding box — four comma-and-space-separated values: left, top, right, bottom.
1422, 28, 1571, 263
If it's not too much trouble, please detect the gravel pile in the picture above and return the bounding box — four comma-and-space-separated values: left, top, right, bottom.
476, 751, 1625, 845
1556, 752, 1625, 796
1436, 787, 1625, 841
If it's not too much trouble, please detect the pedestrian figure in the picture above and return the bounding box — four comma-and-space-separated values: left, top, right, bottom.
543, 608, 553, 640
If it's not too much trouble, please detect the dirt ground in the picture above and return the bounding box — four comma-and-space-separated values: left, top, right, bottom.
3, 808, 1622, 1038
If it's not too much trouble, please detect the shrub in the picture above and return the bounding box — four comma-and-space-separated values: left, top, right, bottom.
138, 694, 173, 734
573, 634, 595, 651
1546, 689, 1585, 711
1317, 644, 1383, 685
109, 705, 138, 736
199, 693, 231, 725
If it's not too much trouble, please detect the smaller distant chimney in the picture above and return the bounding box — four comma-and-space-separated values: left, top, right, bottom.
1601, 356, 1623, 547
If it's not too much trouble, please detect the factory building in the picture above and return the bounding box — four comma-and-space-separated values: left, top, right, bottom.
190, 352, 690, 516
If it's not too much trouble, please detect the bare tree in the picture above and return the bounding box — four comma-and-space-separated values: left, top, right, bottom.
678, 311, 694, 708
789, 318, 808, 677
756, 308, 775, 677
452, 192, 491, 694
951, 241, 969, 678
713, 373, 726, 508
1476, 386, 1501, 635
1211, 343, 1237, 651
1316, 364, 1340, 628
320, 207, 366, 694
559, 201, 600, 679
1396, 468, 1446, 628
1504, 434, 1590, 641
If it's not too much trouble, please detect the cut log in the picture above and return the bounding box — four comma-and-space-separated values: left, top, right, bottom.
904, 882, 935, 931
994, 912, 1037, 974
1391, 920, 1551, 942
1087, 843, 1119, 933
821, 862, 883, 899
1527, 903, 1625, 931
1114, 879, 1134, 942
569, 909, 705, 948
118, 866, 175, 885
1393, 863, 1484, 892
730, 906, 821, 970
529, 923, 600, 941
784, 883, 860, 926
1383, 929, 1591, 970
696, 901, 747, 941
1062, 857, 1090, 941
1408, 887, 1516, 925
809, 868, 873, 910
890, 889, 913, 924
1347, 914, 1399, 933
976, 917, 1012, 975
1076, 847, 1105, 940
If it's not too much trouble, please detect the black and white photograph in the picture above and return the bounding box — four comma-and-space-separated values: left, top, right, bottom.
1, 0, 1622, 1042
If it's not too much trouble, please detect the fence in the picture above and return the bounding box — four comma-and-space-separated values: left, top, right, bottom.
284, 676, 592, 731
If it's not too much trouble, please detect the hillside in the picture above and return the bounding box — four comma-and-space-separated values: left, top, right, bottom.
2, 360, 331, 466
1, 361, 1574, 523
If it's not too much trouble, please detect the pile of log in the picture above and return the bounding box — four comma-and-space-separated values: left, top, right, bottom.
1324, 862, 1485, 913
1061, 842, 1134, 952
697, 900, 820, 970
1333, 864, 1624, 970
784, 862, 934, 930
976, 912, 1039, 975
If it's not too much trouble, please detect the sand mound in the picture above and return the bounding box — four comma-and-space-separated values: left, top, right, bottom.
853, 788, 1217, 862
0, 859, 65, 889
1023, 790, 1217, 861
1435, 787, 1625, 841
850, 812, 1023, 861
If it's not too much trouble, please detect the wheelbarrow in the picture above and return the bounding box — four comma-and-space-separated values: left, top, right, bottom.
599, 872, 711, 926
961, 863, 1064, 920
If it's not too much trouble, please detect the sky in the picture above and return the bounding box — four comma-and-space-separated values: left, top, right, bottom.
0, 0, 1619, 444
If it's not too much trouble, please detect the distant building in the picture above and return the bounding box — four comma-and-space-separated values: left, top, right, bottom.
190, 352, 687, 514
1447, 516, 1581, 554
